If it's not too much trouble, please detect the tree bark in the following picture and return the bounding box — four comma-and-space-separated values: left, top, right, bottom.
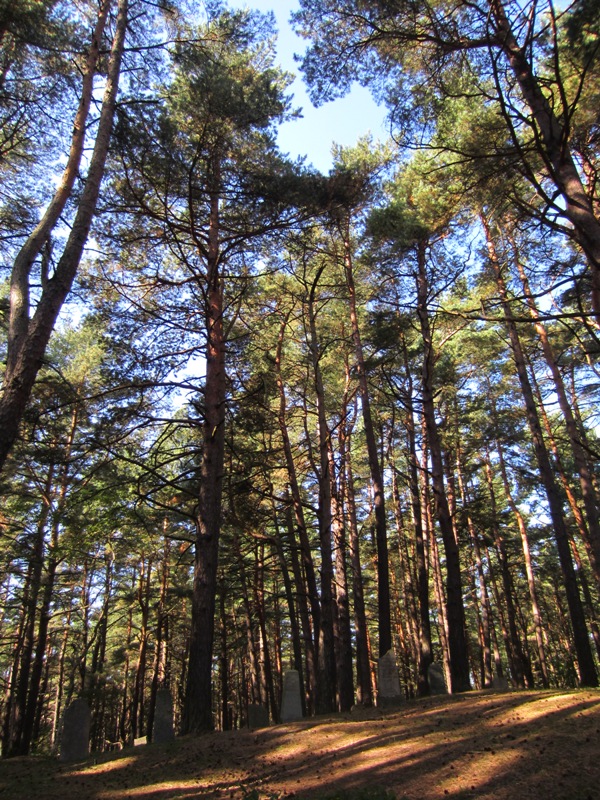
183, 185, 227, 733
342, 218, 392, 656
514, 250, 600, 586
490, 0, 600, 322
342, 391, 373, 706
455, 442, 493, 688
306, 270, 336, 714
0, 0, 128, 469
416, 241, 471, 693
275, 313, 319, 708
331, 387, 354, 711
484, 213, 597, 687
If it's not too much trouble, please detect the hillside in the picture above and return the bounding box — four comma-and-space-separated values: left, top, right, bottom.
1, 690, 599, 800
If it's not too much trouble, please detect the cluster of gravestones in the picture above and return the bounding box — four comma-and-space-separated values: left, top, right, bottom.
58, 656, 510, 760
59, 689, 175, 762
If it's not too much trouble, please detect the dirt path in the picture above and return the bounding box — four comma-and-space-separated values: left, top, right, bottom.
1, 690, 599, 799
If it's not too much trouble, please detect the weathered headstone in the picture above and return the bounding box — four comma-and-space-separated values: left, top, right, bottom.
377, 650, 403, 707
59, 698, 91, 762
152, 688, 175, 743
428, 662, 448, 695
248, 703, 270, 729
492, 675, 509, 692
280, 669, 303, 722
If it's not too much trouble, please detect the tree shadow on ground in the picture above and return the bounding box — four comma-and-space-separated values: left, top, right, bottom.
1, 690, 599, 800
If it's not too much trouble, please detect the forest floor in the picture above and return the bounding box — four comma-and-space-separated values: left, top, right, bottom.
1, 689, 599, 800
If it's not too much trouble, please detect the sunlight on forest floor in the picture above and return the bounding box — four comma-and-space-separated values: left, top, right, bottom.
1, 690, 599, 800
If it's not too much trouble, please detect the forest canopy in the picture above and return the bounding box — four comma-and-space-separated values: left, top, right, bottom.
0, 0, 599, 757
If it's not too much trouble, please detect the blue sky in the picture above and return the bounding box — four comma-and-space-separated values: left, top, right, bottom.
236, 0, 389, 173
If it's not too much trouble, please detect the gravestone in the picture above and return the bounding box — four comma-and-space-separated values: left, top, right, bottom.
59, 698, 91, 762
134, 736, 147, 747
248, 703, 270, 729
152, 688, 175, 743
428, 662, 448, 695
377, 650, 403, 707
492, 675, 509, 692
280, 669, 303, 722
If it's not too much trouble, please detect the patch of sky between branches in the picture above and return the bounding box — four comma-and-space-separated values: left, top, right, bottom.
240, 0, 389, 173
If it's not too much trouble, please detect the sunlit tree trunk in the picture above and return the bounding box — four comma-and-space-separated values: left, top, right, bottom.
342, 218, 392, 656
484, 213, 597, 687
490, 0, 600, 323
342, 391, 373, 706
456, 442, 493, 688
275, 314, 319, 709
513, 247, 600, 586
0, 0, 128, 468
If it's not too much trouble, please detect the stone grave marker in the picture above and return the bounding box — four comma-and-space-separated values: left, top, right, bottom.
492, 675, 509, 692
248, 703, 270, 729
152, 688, 175, 743
60, 698, 91, 762
377, 650, 403, 707
428, 662, 448, 695
280, 669, 303, 722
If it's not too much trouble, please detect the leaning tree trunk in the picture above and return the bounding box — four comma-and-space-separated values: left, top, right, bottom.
0, 0, 128, 469
513, 251, 600, 588
490, 0, 600, 323
396, 344, 433, 696
484, 214, 597, 687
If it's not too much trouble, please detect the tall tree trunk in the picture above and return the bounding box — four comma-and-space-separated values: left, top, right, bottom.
396, 349, 433, 696
487, 401, 549, 687
132, 558, 152, 740
513, 247, 600, 585
342, 392, 373, 706
148, 528, 171, 740
254, 543, 278, 722
455, 442, 493, 688
341, 218, 391, 656
2, 464, 53, 757
184, 182, 227, 733
306, 269, 336, 714
0, 0, 128, 468
273, 510, 307, 715
484, 213, 597, 687
331, 367, 355, 711
90, 555, 114, 752
331, 409, 354, 711
275, 313, 319, 708
416, 241, 471, 693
